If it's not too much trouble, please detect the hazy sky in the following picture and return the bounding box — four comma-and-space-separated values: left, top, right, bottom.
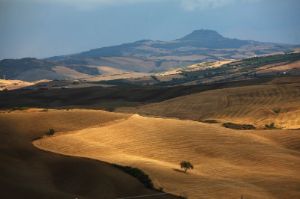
0, 0, 299, 59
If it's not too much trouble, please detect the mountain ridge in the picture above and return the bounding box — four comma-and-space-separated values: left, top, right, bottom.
48, 29, 292, 60
0, 29, 298, 81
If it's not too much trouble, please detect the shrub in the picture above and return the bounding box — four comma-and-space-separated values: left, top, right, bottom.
106, 107, 115, 112
273, 108, 281, 114
223, 122, 256, 130
202, 119, 218, 124
265, 123, 276, 129
9, 107, 29, 112
46, 128, 55, 136
178, 196, 187, 199
113, 164, 154, 189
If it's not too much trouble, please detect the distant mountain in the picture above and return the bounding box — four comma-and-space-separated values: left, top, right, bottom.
0, 58, 101, 81
0, 29, 298, 81
178, 29, 252, 48
53, 29, 290, 59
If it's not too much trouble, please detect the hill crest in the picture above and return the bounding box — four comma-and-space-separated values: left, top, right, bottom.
0, 30, 298, 81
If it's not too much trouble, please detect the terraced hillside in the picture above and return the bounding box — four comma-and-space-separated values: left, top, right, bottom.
120, 77, 300, 129
34, 114, 300, 199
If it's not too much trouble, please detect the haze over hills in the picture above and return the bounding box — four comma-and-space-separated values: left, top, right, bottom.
0, 30, 298, 81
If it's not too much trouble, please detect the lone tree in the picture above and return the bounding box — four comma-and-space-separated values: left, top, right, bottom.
180, 161, 194, 173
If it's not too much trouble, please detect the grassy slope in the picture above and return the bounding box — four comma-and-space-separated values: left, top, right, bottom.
119, 77, 300, 129
34, 114, 300, 199
0, 79, 34, 91
0, 109, 177, 199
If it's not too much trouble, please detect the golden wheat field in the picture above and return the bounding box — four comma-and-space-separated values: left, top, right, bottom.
1, 109, 181, 199
119, 78, 300, 129
34, 113, 300, 199
3, 77, 299, 199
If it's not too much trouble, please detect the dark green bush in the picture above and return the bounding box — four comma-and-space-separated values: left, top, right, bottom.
272, 108, 281, 114
46, 128, 55, 136
223, 122, 256, 130
106, 107, 115, 112
113, 164, 154, 189
265, 123, 276, 129
178, 196, 188, 199
202, 119, 219, 124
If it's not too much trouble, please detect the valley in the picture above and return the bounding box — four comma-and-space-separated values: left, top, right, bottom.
1, 29, 300, 199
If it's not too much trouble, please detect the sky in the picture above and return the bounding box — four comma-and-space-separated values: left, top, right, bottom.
0, 0, 300, 59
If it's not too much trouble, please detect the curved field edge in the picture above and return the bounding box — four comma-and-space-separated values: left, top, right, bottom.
0, 109, 181, 199
33, 114, 300, 199
33, 141, 179, 198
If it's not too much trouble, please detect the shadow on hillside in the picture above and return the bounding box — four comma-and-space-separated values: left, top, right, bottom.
173, 168, 188, 174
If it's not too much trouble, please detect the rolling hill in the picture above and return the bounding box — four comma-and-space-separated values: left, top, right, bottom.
1, 59, 299, 199
0, 109, 178, 199
119, 77, 300, 129
103, 52, 300, 86
33, 112, 300, 199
